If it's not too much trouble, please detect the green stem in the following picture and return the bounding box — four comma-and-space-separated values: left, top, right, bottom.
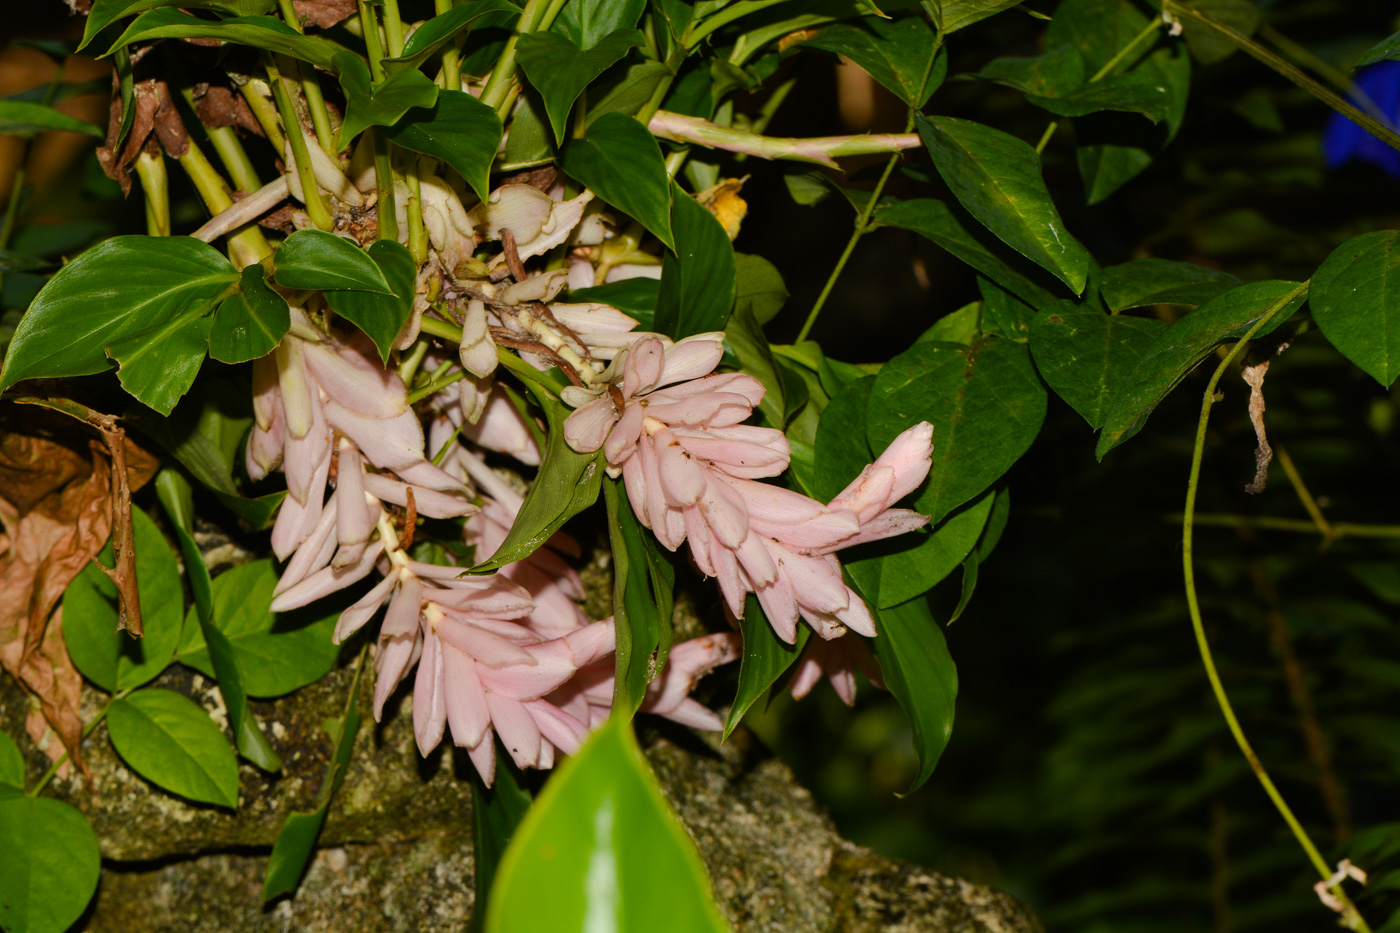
373, 132, 398, 243
405, 153, 427, 263
1180, 280, 1371, 933
28, 687, 133, 799
358, 0, 387, 82
265, 56, 334, 231
238, 78, 288, 153
1182, 514, 1400, 539
480, 0, 545, 113
1037, 18, 1161, 154
1259, 24, 1387, 124
178, 85, 261, 192
276, 0, 336, 154
134, 151, 171, 237
179, 138, 273, 266
648, 110, 921, 165
419, 315, 462, 342
382, 0, 406, 57
684, 0, 790, 49
435, 0, 462, 90
408, 365, 466, 403
1275, 445, 1334, 540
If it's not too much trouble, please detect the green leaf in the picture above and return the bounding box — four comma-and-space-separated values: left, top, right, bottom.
0, 732, 23, 788
1095, 280, 1308, 457
1027, 71, 1172, 123
177, 560, 341, 698
917, 114, 1091, 295
107, 688, 240, 808
382, 0, 520, 73
570, 278, 659, 321
382, 90, 504, 203
515, 28, 645, 145
1099, 258, 1242, 311
485, 716, 728, 933
470, 759, 532, 933
210, 263, 290, 364
931, 0, 1022, 33
585, 61, 673, 125
724, 595, 810, 738
560, 113, 674, 250
874, 198, 1058, 307
733, 253, 788, 326
62, 507, 183, 692
655, 184, 735, 339
0, 787, 101, 933
1358, 30, 1400, 67
814, 375, 875, 501
978, 44, 1084, 97
554, 0, 647, 48
1179, 0, 1259, 65
1028, 302, 1165, 429
273, 228, 392, 293
1310, 230, 1400, 388
846, 489, 995, 609
323, 239, 416, 362
335, 50, 441, 143
105, 10, 339, 71
105, 300, 213, 415
724, 307, 784, 427
802, 17, 943, 107
605, 478, 674, 715
861, 593, 957, 794
81, 0, 276, 50
917, 302, 980, 346
0, 236, 236, 393
501, 88, 553, 167
978, 277, 1035, 343
0, 101, 102, 138
868, 337, 1046, 524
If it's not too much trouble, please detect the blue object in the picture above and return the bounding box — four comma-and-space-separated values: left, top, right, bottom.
1324, 59, 1400, 177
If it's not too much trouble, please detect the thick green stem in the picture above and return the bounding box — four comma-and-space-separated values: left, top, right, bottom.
648, 110, 920, 166
405, 154, 428, 263
408, 365, 466, 403
480, 0, 547, 114
435, 0, 462, 90
276, 0, 336, 154
373, 132, 398, 243
359, 0, 387, 82
382, 0, 406, 57
685, 0, 790, 49
1180, 280, 1371, 933
266, 56, 334, 231
237, 78, 288, 153
179, 138, 273, 267
1174, 513, 1400, 538
134, 151, 171, 236
419, 315, 462, 342
179, 85, 261, 192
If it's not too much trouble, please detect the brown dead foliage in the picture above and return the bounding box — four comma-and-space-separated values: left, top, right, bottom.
192, 83, 264, 139
96, 64, 189, 196
292, 0, 357, 29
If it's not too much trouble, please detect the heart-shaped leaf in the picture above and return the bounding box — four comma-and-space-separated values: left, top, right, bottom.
1310, 230, 1400, 387
382, 90, 503, 202
1028, 302, 1165, 429
560, 112, 674, 250
0, 787, 101, 933
210, 263, 290, 364
515, 28, 645, 144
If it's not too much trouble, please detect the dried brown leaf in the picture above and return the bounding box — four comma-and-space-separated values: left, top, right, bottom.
292, 0, 357, 29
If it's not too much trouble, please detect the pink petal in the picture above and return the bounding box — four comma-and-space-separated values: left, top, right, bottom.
275, 339, 314, 439
655, 333, 725, 387
325, 400, 425, 470
563, 397, 617, 454
655, 698, 725, 731
303, 340, 409, 419
467, 726, 496, 786
435, 616, 538, 667
654, 428, 707, 507
334, 569, 399, 643
362, 473, 474, 519
382, 574, 423, 637
525, 699, 589, 755
335, 442, 375, 545
269, 538, 384, 611
413, 630, 447, 755
274, 498, 338, 596
788, 656, 823, 701
252, 353, 280, 431
734, 533, 777, 586
823, 509, 931, 552
442, 641, 491, 748
486, 693, 542, 769
373, 632, 419, 721
755, 574, 799, 643
602, 402, 645, 466
623, 335, 665, 399
698, 474, 748, 549
833, 590, 877, 638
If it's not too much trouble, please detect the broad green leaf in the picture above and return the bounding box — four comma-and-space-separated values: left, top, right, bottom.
978, 277, 1035, 343
586, 61, 673, 125
1099, 258, 1242, 311
210, 263, 290, 364
846, 489, 995, 609
1028, 302, 1165, 429
324, 239, 416, 361
554, 0, 647, 49
931, 0, 1022, 32
105, 10, 340, 71
62, 508, 183, 692
335, 50, 440, 143
733, 253, 788, 325
382, 0, 520, 73
105, 301, 212, 415
0, 787, 101, 933
515, 28, 646, 144
471, 759, 532, 933
1095, 280, 1308, 457
0, 249, 50, 274
177, 560, 340, 698
382, 90, 503, 202
724, 595, 810, 738
802, 17, 943, 107
107, 688, 240, 808
1075, 133, 1152, 205
1027, 71, 1172, 123
570, 278, 659, 320
917, 303, 979, 345
874, 198, 1058, 307
273, 228, 392, 293
485, 716, 728, 933
81, 0, 276, 49
605, 478, 674, 714
724, 307, 784, 427
861, 593, 957, 793
1179, 0, 1259, 64
560, 113, 674, 250
868, 337, 1046, 524
1358, 30, 1400, 67
655, 184, 736, 339
501, 88, 553, 167
0, 236, 236, 392
0, 732, 23, 787
0, 101, 102, 138
814, 375, 875, 501
918, 114, 1091, 295
978, 44, 1084, 97
775, 357, 810, 424
1310, 230, 1400, 387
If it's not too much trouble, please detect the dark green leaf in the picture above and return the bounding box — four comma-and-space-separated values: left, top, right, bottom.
605, 478, 674, 715
1358, 30, 1400, 67
978, 44, 1084, 96
383, 0, 520, 73
470, 758, 532, 933
335, 50, 440, 143
724, 307, 784, 427
724, 595, 810, 738
931, 0, 1022, 32
1099, 258, 1242, 311
62, 507, 183, 692
273, 229, 391, 293
655, 184, 735, 339
1180, 0, 1259, 64
107, 688, 240, 808
0, 787, 101, 933
554, 0, 647, 49
978, 277, 1035, 343
917, 302, 980, 346
802, 17, 943, 107
868, 337, 1046, 524
501, 88, 553, 167
0, 732, 24, 788
0, 236, 236, 392
0, 249, 50, 274
0, 101, 103, 138
814, 375, 875, 501
846, 489, 995, 609
105, 11, 339, 71
733, 253, 788, 325
81, 0, 276, 50
210, 263, 290, 364
586, 61, 673, 125
105, 300, 212, 415
918, 114, 1091, 295
1028, 301, 1165, 428
382, 90, 503, 202
776, 357, 810, 424
485, 716, 728, 933
1027, 71, 1172, 123
515, 28, 645, 144
570, 278, 659, 320
560, 112, 674, 250
1310, 230, 1400, 387
324, 239, 416, 361
1095, 280, 1308, 457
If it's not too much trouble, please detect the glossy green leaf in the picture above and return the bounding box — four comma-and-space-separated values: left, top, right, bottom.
1028, 302, 1165, 429
210, 263, 290, 364
560, 113, 674, 250
382, 0, 520, 73
107, 688, 240, 808
0, 236, 236, 393
105, 300, 213, 415
978, 278, 1035, 343
724, 595, 810, 738
814, 375, 876, 501
323, 239, 416, 361
62, 508, 183, 693
105, 10, 339, 71
272, 228, 392, 294
1027, 71, 1172, 123
733, 253, 788, 326
570, 278, 659, 320
868, 337, 1046, 524
554, 0, 647, 49
802, 17, 943, 107
485, 716, 728, 933
918, 114, 1091, 295
1358, 30, 1400, 67
847, 489, 995, 609
177, 560, 340, 698
655, 184, 736, 339
81, 0, 276, 49
0, 787, 101, 933
586, 61, 672, 125
1095, 280, 1308, 457
917, 302, 980, 346
978, 44, 1084, 97
382, 90, 503, 202
1099, 258, 1242, 311
470, 758, 532, 933
861, 593, 957, 793
724, 307, 784, 427
501, 88, 553, 167
335, 50, 440, 143
0, 732, 23, 788
0, 101, 102, 137
931, 0, 1022, 32
605, 478, 674, 714
515, 28, 645, 144
1310, 230, 1400, 387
